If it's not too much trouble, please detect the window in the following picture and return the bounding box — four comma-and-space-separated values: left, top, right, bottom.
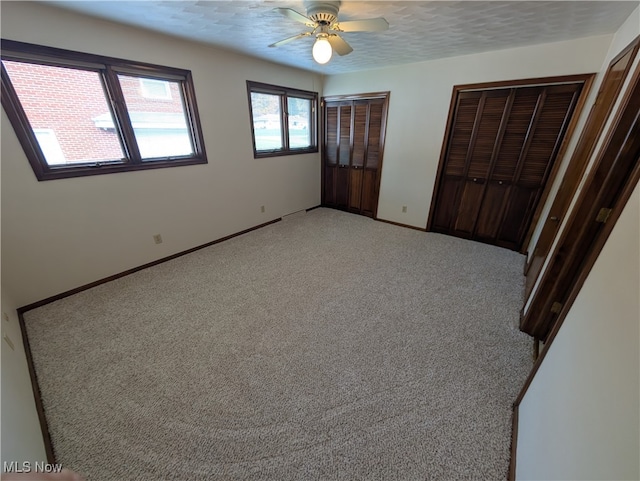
246, 81, 318, 158
1, 39, 207, 181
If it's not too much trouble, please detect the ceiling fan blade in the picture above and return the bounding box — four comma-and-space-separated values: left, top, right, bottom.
274, 7, 315, 27
269, 32, 312, 48
327, 34, 353, 56
334, 18, 389, 32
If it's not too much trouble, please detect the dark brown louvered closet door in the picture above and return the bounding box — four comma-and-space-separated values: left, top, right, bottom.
322, 93, 389, 218
430, 82, 583, 251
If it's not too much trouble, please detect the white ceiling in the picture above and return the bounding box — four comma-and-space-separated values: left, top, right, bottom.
47, 1, 639, 74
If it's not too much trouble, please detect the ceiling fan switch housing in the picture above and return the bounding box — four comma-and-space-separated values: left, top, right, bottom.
306, 2, 340, 25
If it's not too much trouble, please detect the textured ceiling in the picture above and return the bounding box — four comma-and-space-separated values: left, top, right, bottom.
47, 1, 639, 74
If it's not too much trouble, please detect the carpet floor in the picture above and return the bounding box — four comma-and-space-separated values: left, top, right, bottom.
24, 208, 532, 480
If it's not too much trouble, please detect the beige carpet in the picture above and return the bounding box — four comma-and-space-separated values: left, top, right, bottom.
24, 208, 531, 480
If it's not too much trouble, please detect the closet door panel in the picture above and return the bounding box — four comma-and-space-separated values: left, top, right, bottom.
492, 89, 540, 182
361, 169, 377, 217
453, 180, 484, 235
498, 186, 538, 248
349, 168, 363, 210
352, 103, 367, 168
475, 182, 509, 239
365, 101, 384, 170
338, 105, 352, 166
446, 93, 482, 176
432, 177, 461, 230
467, 91, 510, 180
336, 166, 349, 208
325, 105, 339, 165
323, 104, 339, 207
322, 93, 389, 218
324, 166, 336, 206
519, 85, 579, 186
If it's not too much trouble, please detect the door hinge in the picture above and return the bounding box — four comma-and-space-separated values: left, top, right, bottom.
550, 301, 563, 314
595, 207, 612, 223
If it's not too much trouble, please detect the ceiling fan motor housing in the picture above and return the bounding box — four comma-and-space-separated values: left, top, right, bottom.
305, 1, 340, 25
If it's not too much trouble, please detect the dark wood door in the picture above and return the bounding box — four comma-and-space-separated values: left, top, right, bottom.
525, 36, 640, 298
430, 81, 584, 251
322, 93, 389, 218
521, 60, 640, 340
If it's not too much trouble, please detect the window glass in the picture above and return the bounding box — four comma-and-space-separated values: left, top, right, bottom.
3, 60, 125, 166
250, 92, 283, 151
1, 40, 208, 181
288, 97, 312, 149
117, 74, 194, 159
246, 81, 317, 158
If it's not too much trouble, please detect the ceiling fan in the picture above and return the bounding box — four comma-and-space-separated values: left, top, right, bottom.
269, 1, 389, 64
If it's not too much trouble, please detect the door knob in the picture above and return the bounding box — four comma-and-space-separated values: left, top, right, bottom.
549, 216, 559, 222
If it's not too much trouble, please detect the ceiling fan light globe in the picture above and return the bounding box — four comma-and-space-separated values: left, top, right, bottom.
312, 37, 332, 64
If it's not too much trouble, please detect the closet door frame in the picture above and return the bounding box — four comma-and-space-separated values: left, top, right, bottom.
524, 36, 640, 296
427, 73, 595, 252
321, 91, 390, 219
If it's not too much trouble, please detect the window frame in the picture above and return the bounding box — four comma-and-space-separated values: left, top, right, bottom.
1, 39, 208, 181
246, 80, 318, 158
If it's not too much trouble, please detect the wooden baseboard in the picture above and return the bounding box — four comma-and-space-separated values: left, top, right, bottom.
375, 217, 427, 231
18, 218, 281, 314
508, 403, 519, 481
305, 205, 322, 212
15, 217, 284, 464
17, 310, 56, 463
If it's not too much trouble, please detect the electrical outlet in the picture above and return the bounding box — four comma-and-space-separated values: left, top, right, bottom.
2, 312, 9, 322
153, 234, 163, 245
261, 205, 265, 213
402, 206, 407, 213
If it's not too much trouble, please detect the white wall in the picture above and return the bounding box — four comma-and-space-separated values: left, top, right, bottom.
0, 2, 322, 308
1, 288, 48, 466
323, 35, 612, 229
516, 9, 640, 479
515, 181, 640, 481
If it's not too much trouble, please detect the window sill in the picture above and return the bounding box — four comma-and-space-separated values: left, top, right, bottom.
253, 148, 318, 159
35, 156, 207, 181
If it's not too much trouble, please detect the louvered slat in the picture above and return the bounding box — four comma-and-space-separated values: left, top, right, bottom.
339, 105, 352, 166
492, 88, 540, 181
352, 103, 367, 167
326, 106, 338, 165
366, 101, 384, 169
446, 93, 481, 176
519, 86, 577, 185
467, 91, 509, 179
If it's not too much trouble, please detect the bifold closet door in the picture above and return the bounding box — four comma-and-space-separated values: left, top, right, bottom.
431, 82, 583, 251
524, 37, 640, 298
322, 94, 388, 218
